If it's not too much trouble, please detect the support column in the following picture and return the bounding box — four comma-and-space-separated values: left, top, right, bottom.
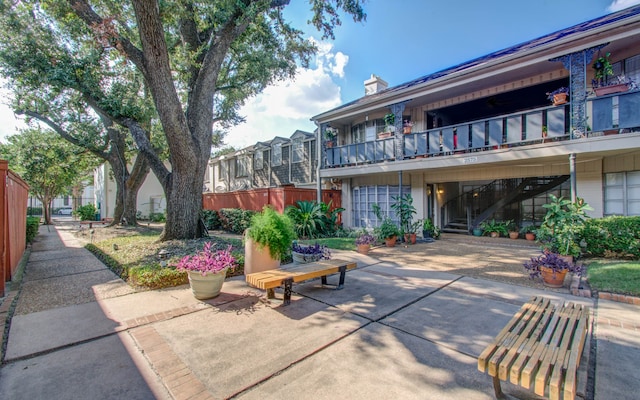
389, 102, 407, 160
316, 122, 326, 203
550, 44, 607, 139
570, 153, 577, 202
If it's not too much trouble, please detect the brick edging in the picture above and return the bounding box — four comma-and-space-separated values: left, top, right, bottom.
598, 292, 640, 305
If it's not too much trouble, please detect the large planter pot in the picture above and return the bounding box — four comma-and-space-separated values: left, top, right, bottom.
187, 270, 227, 300
244, 235, 280, 275
384, 236, 397, 247
292, 251, 322, 264
357, 244, 370, 255
552, 93, 568, 105
472, 228, 483, 237
509, 231, 519, 239
594, 84, 629, 96
539, 266, 568, 288
525, 232, 536, 241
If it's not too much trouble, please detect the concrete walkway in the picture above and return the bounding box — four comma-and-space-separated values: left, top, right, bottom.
0, 221, 638, 399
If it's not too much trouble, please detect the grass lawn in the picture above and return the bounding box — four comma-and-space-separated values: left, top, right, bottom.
587, 260, 640, 297
297, 237, 358, 251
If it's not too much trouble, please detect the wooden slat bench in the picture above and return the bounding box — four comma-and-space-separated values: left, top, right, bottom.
245, 259, 357, 305
79, 218, 113, 229
478, 296, 590, 400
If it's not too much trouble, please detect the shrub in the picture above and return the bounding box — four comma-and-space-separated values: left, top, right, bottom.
202, 209, 222, 230
74, 204, 98, 221
286, 200, 326, 239
27, 206, 43, 216
246, 206, 296, 261
218, 208, 255, 234
582, 216, 640, 259
26, 216, 40, 243
149, 212, 166, 222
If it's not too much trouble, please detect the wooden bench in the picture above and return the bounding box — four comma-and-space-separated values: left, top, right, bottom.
478, 296, 590, 400
245, 259, 357, 305
79, 218, 113, 229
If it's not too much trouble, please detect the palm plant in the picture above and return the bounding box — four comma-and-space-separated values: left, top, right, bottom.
285, 200, 326, 239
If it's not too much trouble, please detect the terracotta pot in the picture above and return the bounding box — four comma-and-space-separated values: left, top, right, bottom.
356, 244, 370, 255
525, 232, 536, 241
594, 84, 629, 96
490, 231, 499, 238
378, 132, 393, 139
604, 129, 618, 135
403, 126, 412, 134
557, 254, 574, 265
540, 266, 568, 288
384, 236, 397, 247
326, 141, 335, 148
552, 93, 568, 105
187, 270, 227, 300
509, 231, 519, 239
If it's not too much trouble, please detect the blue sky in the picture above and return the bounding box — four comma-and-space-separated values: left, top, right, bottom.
1, 0, 639, 148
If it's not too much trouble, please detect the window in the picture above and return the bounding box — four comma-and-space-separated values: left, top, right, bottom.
236, 156, 249, 177
271, 143, 282, 166
254, 151, 264, 170
352, 185, 410, 228
604, 171, 640, 216
292, 138, 304, 163
218, 160, 227, 181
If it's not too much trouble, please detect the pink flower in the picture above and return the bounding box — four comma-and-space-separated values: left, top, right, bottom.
175, 243, 236, 276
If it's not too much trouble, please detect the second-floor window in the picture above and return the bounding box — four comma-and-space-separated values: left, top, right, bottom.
236, 156, 249, 177
219, 160, 227, 181
272, 143, 282, 166
254, 151, 264, 170
292, 138, 304, 163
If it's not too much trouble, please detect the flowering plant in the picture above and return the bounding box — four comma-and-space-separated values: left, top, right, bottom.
523, 252, 583, 279
546, 87, 569, 101
292, 242, 331, 260
355, 233, 376, 246
403, 120, 414, 127
174, 243, 236, 276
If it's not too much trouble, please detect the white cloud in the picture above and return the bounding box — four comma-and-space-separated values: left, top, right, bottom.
0, 84, 24, 143
607, 0, 640, 12
221, 40, 347, 149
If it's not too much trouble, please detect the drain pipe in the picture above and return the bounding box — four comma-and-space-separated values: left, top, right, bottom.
399, 171, 403, 198
570, 153, 577, 202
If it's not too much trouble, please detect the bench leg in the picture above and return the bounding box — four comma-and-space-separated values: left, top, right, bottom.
492, 376, 506, 399
267, 288, 275, 299
321, 276, 328, 285
283, 278, 293, 305
337, 265, 347, 289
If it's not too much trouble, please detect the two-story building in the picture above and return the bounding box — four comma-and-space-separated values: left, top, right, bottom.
310, 5, 640, 233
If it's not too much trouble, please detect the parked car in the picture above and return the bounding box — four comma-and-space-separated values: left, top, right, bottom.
58, 208, 73, 215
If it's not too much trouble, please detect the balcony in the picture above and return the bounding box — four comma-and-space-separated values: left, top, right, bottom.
324, 90, 640, 169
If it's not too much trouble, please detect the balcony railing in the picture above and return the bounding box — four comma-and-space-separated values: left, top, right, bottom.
323, 89, 640, 168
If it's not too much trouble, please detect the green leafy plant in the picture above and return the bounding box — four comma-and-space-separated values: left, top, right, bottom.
390, 194, 417, 236
375, 218, 400, 240
246, 206, 296, 261
201, 210, 222, 230
319, 200, 344, 236
74, 204, 98, 221
581, 216, 640, 259
26, 216, 40, 243
537, 195, 592, 257
286, 200, 326, 239
479, 219, 510, 237
218, 208, 255, 234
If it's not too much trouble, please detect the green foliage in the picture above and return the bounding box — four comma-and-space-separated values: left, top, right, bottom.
587, 260, 640, 296
582, 216, 640, 259
26, 217, 40, 243
375, 217, 400, 240
319, 201, 344, 236
149, 212, 166, 223
74, 204, 98, 221
202, 210, 222, 230
218, 208, 255, 234
537, 195, 593, 257
479, 219, 510, 236
286, 200, 326, 239
128, 266, 189, 289
390, 194, 417, 235
27, 207, 43, 216
246, 206, 296, 261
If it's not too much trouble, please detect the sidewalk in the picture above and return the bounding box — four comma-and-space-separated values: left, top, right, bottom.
0, 221, 638, 399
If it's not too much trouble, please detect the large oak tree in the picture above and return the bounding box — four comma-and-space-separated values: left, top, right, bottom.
3, 0, 365, 240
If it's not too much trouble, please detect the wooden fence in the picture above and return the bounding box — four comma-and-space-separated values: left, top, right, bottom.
0, 160, 29, 297
203, 188, 342, 213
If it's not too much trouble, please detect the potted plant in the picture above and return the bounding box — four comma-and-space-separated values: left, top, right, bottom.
472, 226, 483, 236
523, 252, 582, 287
508, 222, 520, 239
403, 120, 414, 134
175, 243, 237, 299
378, 113, 396, 139
291, 242, 331, 264
479, 219, 509, 238
390, 194, 417, 243
355, 232, 376, 254
592, 52, 634, 95
546, 87, 569, 105
324, 127, 337, 147
535, 195, 592, 264
244, 206, 296, 274
520, 225, 537, 241
375, 217, 399, 247
422, 218, 436, 238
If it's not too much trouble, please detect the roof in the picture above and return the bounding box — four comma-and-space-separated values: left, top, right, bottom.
312, 5, 640, 120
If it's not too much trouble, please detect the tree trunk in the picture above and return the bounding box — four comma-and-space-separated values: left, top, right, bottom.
42, 196, 53, 225
124, 156, 150, 225
161, 160, 205, 240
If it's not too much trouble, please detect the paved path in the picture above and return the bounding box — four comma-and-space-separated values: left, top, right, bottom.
0, 221, 638, 399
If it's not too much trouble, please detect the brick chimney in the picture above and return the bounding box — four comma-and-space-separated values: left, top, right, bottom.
364, 74, 388, 95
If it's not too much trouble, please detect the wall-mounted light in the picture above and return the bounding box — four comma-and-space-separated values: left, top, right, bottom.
437, 188, 444, 194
